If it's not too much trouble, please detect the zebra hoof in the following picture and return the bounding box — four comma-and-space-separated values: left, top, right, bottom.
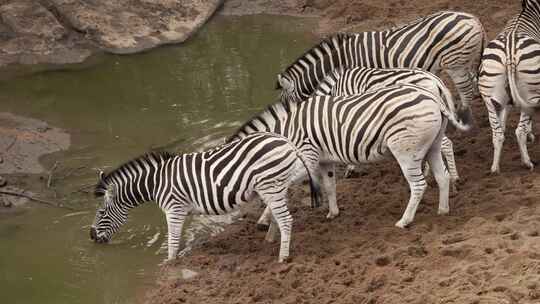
395, 219, 410, 229
522, 161, 535, 171
438, 208, 450, 215
326, 211, 339, 220
256, 223, 270, 231
278, 256, 292, 263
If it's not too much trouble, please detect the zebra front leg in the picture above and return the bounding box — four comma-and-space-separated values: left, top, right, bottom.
320, 162, 339, 219
515, 111, 535, 170
165, 207, 189, 261
259, 192, 293, 263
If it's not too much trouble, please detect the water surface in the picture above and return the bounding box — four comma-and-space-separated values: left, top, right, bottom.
0, 15, 316, 304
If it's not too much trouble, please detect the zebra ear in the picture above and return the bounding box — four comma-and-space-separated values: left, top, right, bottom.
277, 74, 294, 92
98, 170, 105, 182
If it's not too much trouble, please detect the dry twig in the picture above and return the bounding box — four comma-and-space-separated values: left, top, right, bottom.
0, 190, 75, 210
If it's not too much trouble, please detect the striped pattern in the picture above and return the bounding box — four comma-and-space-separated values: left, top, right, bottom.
277, 11, 486, 111
90, 133, 322, 262
314, 66, 469, 185
231, 84, 468, 228
479, 0, 540, 173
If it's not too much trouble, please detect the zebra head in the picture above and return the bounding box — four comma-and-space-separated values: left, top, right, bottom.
276, 74, 301, 103
89, 152, 173, 243
90, 186, 129, 244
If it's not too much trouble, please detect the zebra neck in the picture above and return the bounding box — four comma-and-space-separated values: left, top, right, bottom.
114, 163, 164, 207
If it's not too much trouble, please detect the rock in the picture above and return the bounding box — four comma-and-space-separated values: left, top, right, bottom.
50, 0, 224, 54
0, 1, 67, 40
0, 0, 223, 68
0, 176, 6, 187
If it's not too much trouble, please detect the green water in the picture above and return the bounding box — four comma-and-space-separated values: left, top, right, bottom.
0, 15, 316, 304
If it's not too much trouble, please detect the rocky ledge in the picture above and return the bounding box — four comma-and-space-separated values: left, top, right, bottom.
0, 0, 223, 68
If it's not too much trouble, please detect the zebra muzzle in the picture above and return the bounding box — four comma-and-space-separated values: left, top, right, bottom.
90, 226, 97, 241
90, 226, 107, 243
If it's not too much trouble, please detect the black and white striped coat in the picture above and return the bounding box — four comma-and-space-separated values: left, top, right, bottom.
313, 67, 470, 184
231, 84, 469, 228
479, 0, 540, 173
277, 11, 486, 111
90, 133, 322, 262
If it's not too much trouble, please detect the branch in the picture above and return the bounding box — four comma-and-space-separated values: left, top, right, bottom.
47, 161, 60, 188
0, 190, 75, 210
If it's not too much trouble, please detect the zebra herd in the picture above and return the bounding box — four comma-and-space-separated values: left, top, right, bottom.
91, 1, 540, 263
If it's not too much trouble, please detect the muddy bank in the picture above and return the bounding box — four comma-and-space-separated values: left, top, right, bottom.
146, 102, 540, 304
220, 0, 519, 38
0, 112, 70, 208
146, 2, 540, 304
0, 0, 223, 68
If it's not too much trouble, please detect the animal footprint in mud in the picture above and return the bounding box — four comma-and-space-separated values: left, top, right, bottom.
442, 233, 468, 245
440, 244, 472, 259
375, 256, 390, 267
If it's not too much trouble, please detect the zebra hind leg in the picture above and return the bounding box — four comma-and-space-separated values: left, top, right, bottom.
320, 162, 339, 219
440, 136, 459, 192
485, 99, 508, 173
256, 205, 273, 231
515, 111, 535, 170
426, 140, 451, 215
446, 67, 476, 110
391, 152, 428, 229
258, 190, 293, 262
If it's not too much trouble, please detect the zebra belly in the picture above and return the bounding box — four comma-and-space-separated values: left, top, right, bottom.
190, 186, 253, 215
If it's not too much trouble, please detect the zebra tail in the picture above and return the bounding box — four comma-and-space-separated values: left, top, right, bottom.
437, 81, 472, 132
296, 152, 322, 209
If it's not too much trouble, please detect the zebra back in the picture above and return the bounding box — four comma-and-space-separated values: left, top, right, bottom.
276, 11, 485, 105
313, 67, 471, 129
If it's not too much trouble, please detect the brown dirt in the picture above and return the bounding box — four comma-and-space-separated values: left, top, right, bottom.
146, 1, 540, 304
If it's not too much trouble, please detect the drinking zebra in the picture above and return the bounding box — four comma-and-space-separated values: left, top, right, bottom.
479, 0, 540, 173
230, 84, 470, 229
90, 132, 322, 262
313, 66, 470, 186
277, 11, 486, 112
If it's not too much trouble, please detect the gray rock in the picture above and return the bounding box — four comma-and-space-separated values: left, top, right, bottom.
0, 1, 67, 40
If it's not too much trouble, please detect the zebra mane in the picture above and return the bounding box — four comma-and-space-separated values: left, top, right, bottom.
277, 33, 355, 89
94, 151, 175, 197
227, 100, 292, 143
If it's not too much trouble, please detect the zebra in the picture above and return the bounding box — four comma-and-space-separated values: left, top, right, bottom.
229, 84, 470, 229
276, 11, 486, 114
479, 0, 540, 173
90, 132, 322, 263
313, 66, 470, 187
